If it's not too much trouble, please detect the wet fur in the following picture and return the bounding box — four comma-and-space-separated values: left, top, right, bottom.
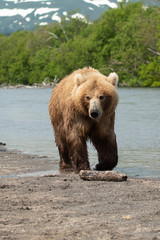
49, 67, 119, 173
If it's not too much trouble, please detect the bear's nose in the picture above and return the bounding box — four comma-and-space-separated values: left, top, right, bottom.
90, 110, 99, 119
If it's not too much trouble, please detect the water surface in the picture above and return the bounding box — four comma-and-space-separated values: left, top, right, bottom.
0, 88, 160, 177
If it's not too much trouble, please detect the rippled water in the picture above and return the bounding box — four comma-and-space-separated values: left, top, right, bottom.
0, 87, 160, 177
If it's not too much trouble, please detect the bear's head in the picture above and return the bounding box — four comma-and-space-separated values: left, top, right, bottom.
72, 69, 119, 120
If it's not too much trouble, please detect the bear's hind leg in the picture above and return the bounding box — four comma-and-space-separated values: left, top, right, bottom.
70, 137, 90, 173
92, 134, 118, 171
56, 138, 73, 172
59, 149, 73, 172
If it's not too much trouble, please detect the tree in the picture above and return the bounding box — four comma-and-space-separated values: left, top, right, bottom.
0, 2, 159, 87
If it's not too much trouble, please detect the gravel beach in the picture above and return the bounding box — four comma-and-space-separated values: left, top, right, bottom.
0, 149, 160, 240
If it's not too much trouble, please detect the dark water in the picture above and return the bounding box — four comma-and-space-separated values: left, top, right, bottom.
0, 87, 160, 177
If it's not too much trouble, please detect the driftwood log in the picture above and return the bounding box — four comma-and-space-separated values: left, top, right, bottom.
79, 170, 128, 182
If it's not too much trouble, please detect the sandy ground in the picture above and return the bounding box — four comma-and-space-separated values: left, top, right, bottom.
0, 149, 160, 240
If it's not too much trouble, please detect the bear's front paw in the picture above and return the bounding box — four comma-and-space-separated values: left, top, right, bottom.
59, 161, 74, 172
74, 165, 90, 174
95, 162, 114, 171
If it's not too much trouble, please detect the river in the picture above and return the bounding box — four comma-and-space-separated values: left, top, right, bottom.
0, 87, 160, 177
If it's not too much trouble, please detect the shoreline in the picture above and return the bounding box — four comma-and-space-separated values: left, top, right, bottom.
0, 81, 56, 89
1, 147, 159, 179
0, 149, 160, 239
1, 83, 160, 89
0, 84, 54, 89
0, 148, 59, 177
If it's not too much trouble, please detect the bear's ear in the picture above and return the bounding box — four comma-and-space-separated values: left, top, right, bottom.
74, 73, 83, 87
107, 72, 119, 87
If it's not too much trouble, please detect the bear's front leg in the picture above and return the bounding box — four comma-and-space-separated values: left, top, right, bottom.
92, 134, 118, 171
69, 137, 90, 173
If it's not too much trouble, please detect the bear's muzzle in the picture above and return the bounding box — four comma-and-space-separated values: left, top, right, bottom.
89, 100, 102, 119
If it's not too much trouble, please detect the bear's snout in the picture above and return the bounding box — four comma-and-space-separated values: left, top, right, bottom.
90, 110, 100, 119
89, 100, 102, 119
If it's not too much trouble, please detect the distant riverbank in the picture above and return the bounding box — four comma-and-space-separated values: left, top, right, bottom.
0, 81, 56, 89
1, 82, 160, 89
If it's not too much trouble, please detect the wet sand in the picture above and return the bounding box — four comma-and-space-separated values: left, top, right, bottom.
0, 149, 160, 240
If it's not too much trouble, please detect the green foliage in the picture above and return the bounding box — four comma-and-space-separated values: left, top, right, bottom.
138, 56, 160, 87
0, 2, 160, 87
91, 2, 159, 85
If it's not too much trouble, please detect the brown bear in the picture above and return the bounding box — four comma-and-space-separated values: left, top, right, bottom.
49, 67, 119, 173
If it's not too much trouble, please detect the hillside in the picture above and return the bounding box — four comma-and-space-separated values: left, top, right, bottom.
0, 2, 159, 87
1, 0, 120, 34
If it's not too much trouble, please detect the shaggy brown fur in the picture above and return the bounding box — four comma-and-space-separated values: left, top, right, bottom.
49, 67, 119, 173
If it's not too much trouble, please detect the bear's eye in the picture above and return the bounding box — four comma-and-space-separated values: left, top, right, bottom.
99, 96, 104, 100
86, 96, 90, 101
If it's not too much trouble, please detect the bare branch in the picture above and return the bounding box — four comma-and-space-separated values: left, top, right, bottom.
46, 36, 54, 42
44, 31, 62, 44
148, 48, 160, 56
59, 22, 68, 42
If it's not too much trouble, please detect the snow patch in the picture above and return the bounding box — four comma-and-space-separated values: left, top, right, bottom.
52, 12, 61, 22
89, 7, 94, 10
83, 0, 117, 8
5, 0, 49, 2
39, 22, 48, 25
5, 0, 18, 2
0, 8, 34, 17
46, 2, 51, 5
34, 8, 59, 16
39, 14, 49, 19
25, 17, 30, 22
71, 13, 86, 21
63, 11, 67, 16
